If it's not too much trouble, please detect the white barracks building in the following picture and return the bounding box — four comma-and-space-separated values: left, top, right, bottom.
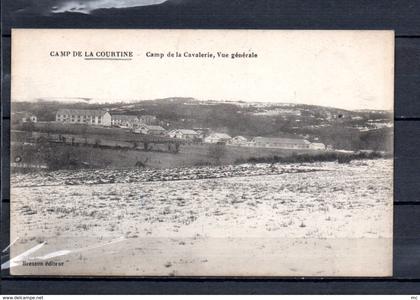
55, 109, 111, 126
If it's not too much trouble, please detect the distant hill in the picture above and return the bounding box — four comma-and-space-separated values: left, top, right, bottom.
12, 97, 393, 151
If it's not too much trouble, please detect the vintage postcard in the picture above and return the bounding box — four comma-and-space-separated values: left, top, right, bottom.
8, 29, 394, 276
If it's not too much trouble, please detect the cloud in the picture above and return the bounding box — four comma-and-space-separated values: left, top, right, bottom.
51, 0, 168, 14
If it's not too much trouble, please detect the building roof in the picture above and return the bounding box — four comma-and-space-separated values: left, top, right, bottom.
56, 109, 108, 117
111, 114, 139, 121
173, 129, 198, 135
207, 133, 231, 139
144, 125, 165, 131
253, 137, 310, 145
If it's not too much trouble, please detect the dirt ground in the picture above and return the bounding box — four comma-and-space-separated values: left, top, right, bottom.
9, 159, 393, 276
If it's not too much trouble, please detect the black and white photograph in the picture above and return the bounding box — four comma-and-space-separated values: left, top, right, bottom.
7, 29, 394, 276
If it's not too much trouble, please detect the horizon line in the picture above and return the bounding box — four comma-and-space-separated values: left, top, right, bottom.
11, 97, 393, 112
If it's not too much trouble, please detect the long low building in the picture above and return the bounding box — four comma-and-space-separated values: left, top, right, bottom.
56, 109, 111, 126
204, 133, 232, 144
111, 115, 140, 128
249, 137, 311, 149
168, 129, 199, 140
13, 112, 38, 123
134, 125, 166, 135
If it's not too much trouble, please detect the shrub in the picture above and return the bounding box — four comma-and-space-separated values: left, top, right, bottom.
234, 151, 384, 165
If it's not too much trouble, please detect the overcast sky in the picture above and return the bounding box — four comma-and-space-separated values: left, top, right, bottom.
12, 29, 394, 111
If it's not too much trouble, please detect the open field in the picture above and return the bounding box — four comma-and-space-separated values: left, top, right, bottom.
10, 159, 393, 276
11, 137, 325, 169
